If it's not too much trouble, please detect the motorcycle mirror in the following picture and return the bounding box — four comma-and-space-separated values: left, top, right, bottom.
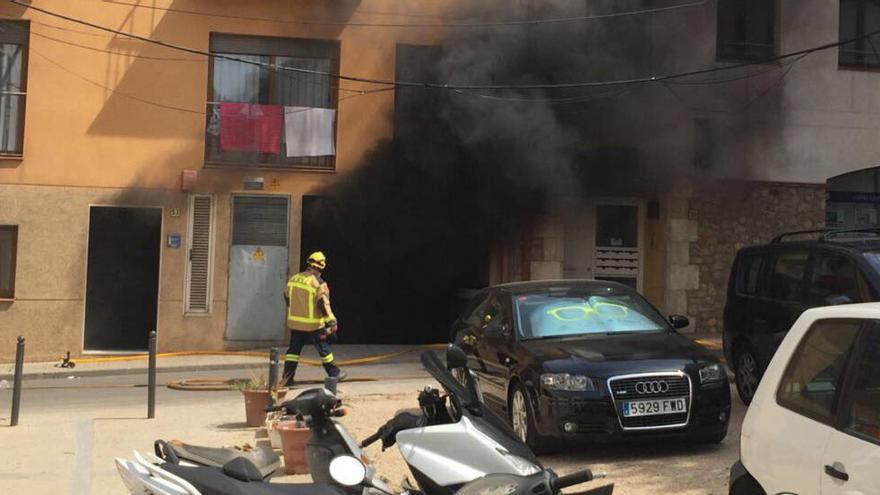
446, 344, 468, 370
329, 456, 367, 487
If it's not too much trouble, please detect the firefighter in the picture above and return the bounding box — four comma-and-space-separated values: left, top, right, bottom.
282, 251, 346, 387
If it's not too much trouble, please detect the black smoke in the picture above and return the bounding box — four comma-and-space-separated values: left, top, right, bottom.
304, 0, 778, 343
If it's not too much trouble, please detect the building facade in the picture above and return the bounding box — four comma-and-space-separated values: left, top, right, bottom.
0, 0, 449, 361
2, 1, 880, 362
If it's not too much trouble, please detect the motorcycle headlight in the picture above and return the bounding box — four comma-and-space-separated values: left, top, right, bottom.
503, 454, 542, 476
699, 364, 725, 384
540, 373, 596, 392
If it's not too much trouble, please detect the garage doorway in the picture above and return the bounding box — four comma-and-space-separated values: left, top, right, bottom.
83, 206, 162, 352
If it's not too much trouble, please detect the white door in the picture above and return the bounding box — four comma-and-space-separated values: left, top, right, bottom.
745, 319, 863, 494
225, 195, 290, 343
821, 325, 880, 494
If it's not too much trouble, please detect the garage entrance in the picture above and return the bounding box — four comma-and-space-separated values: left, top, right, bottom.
83, 206, 162, 352
301, 195, 487, 344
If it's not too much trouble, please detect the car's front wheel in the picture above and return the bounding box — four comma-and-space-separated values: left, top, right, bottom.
508, 383, 554, 454
735, 346, 761, 405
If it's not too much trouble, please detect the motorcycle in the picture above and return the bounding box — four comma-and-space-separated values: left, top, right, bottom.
115, 344, 613, 495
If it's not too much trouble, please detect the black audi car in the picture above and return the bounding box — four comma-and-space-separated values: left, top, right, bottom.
451, 280, 731, 452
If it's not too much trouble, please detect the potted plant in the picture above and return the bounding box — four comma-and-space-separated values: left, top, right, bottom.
236, 375, 287, 428
275, 417, 310, 474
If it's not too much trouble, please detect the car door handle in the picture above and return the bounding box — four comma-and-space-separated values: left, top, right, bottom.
824, 464, 849, 482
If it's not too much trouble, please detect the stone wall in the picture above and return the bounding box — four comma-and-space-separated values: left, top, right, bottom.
686, 182, 826, 333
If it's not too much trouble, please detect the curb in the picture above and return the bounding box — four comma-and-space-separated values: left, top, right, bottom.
0, 357, 423, 381
0, 361, 274, 381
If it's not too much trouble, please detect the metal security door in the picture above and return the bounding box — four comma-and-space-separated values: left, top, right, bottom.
225, 195, 289, 343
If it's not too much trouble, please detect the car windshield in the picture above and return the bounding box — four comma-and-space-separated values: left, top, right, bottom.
513, 287, 669, 339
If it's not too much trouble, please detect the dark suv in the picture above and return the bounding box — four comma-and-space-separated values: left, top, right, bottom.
723, 228, 880, 404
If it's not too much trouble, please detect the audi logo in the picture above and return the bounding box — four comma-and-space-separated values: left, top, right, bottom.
635, 380, 669, 394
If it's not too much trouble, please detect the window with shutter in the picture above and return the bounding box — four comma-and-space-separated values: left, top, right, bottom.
185, 195, 214, 314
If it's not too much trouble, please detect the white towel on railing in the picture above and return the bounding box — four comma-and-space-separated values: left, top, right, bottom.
284, 107, 336, 157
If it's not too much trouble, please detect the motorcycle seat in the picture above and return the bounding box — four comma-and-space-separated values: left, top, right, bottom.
162, 462, 349, 495
157, 440, 281, 479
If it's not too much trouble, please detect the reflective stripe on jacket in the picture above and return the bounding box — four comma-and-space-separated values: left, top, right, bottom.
287, 272, 327, 331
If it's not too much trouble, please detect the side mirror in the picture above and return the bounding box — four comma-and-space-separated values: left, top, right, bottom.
446, 344, 468, 370
484, 322, 511, 340
329, 456, 367, 486
669, 314, 690, 329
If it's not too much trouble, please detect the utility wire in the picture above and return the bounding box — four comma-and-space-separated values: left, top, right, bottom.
98, 0, 706, 29
30, 48, 204, 114
10, 0, 880, 93
30, 48, 390, 116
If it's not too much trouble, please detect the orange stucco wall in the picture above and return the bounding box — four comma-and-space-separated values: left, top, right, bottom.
0, 0, 451, 361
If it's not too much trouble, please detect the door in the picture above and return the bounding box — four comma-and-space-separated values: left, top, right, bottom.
755, 248, 811, 364
473, 292, 515, 410
83, 206, 162, 352
752, 319, 862, 494
821, 324, 880, 494
593, 202, 641, 291
225, 195, 289, 342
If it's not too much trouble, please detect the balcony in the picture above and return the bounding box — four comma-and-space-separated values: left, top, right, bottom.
204, 102, 336, 171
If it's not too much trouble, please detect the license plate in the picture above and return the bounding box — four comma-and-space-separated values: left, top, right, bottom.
622, 397, 687, 417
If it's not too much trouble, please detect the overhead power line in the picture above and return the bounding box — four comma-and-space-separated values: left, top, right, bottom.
99, 0, 706, 29
9, 0, 880, 94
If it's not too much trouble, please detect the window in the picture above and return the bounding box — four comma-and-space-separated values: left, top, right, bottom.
777, 320, 862, 424
840, 0, 880, 68
0, 225, 18, 298
808, 252, 864, 305
0, 21, 28, 155
844, 327, 880, 444
394, 44, 451, 144
206, 34, 339, 170
185, 195, 214, 314
716, 0, 776, 61
736, 254, 764, 295
768, 250, 809, 301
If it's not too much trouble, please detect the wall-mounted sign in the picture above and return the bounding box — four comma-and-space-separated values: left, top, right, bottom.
253, 247, 265, 263
169, 208, 181, 218
244, 177, 264, 191
167, 233, 182, 249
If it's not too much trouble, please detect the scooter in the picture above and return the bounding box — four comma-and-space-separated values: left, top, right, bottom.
115, 345, 613, 495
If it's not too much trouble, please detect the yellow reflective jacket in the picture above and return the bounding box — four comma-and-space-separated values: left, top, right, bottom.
286, 271, 336, 331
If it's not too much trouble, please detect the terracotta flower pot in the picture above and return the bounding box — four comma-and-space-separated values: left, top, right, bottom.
276, 421, 311, 474
242, 389, 287, 428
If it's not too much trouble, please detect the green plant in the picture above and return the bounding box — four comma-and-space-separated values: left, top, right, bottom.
234, 374, 269, 392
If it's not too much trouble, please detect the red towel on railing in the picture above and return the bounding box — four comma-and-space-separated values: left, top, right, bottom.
219, 103, 282, 153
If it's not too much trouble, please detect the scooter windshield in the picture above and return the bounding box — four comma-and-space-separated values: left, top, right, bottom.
420, 351, 478, 412
420, 351, 540, 466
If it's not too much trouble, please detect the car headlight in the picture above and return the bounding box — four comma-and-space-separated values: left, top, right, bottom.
699, 364, 725, 384
540, 373, 596, 391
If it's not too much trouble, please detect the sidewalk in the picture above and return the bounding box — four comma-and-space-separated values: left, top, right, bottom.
0, 335, 725, 381
0, 344, 439, 380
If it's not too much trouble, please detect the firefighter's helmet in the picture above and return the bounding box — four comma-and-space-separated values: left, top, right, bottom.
307, 251, 327, 271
